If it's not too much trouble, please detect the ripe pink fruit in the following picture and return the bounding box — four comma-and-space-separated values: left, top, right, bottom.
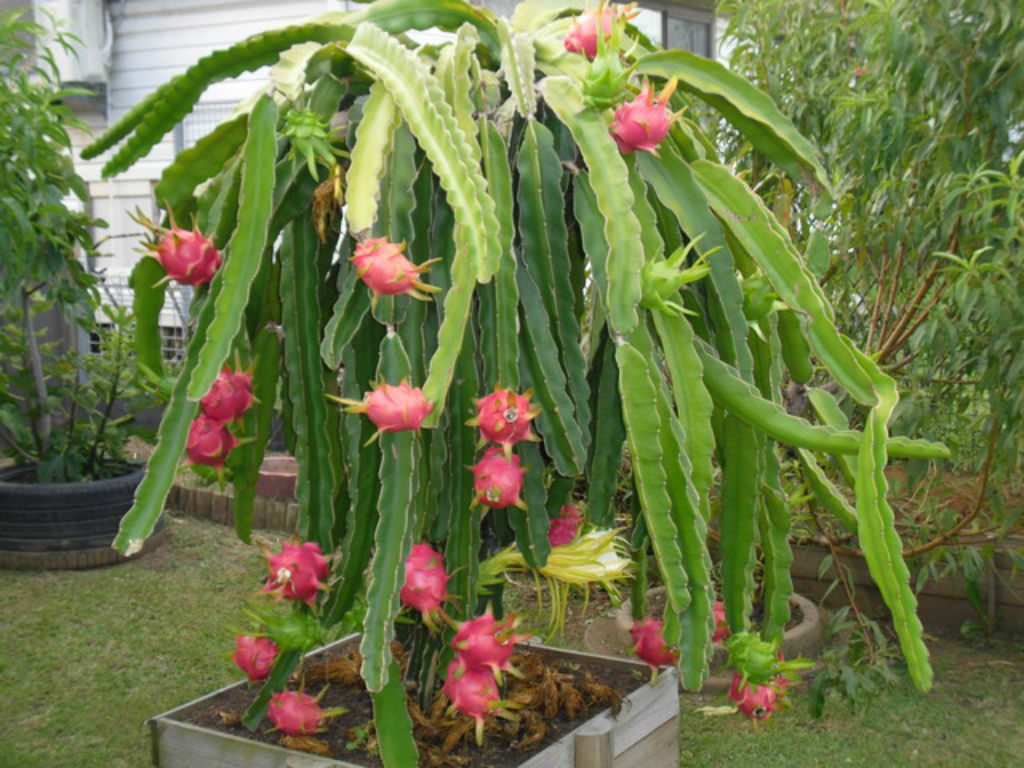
345, 380, 433, 437
400, 543, 448, 619
451, 611, 524, 676
610, 78, 678, 155
728, 672, 779, 720
185, 414, 237, 468
471, 446, 527, 509
262, 541, 329, 605
712, 600, 730, 643
442, 660, 500, 727
547, 504, 583, 547
154, 225, 221, 286
200, 367, 254, 423
467, 388, 539, 448
630, 617, 680, 670
563, 8, 616, 60
267, 690, 324, 735
351, 238, 439, 304
231, 635, 279, 683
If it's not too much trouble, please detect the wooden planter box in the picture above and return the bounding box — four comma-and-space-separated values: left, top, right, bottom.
149, 636, 679, 768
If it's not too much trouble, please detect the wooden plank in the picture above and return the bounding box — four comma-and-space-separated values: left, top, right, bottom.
613, 716, 679, 768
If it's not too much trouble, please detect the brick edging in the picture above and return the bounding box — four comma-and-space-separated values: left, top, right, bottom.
167, 485, 298, 533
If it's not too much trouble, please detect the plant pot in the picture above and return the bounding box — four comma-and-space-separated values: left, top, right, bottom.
0, 463, 165, 570
255, 455, 299, 501
149, 634, 680, 768
583, 588, 824, 693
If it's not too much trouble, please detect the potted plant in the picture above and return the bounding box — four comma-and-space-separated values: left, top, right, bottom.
86, 0, 950, 763
0, 11, 159, 569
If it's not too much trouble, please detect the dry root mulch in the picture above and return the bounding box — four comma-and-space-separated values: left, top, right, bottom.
183, 641, 646, 767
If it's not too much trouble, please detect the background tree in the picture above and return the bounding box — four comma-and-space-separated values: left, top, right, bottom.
721, 0, 1023, 521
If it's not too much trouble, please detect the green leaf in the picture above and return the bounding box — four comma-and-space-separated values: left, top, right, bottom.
696, 343, 949, 459
345, 82, 399, 238
480, 120, 519, 388
153, 113, 247, 219
231, 324, 281, 543
616, 342, 690, 618
372, 661, 419, 767
516, 119, 591, 448
498, 20, 537, 118
540, 76, 643, 334
346, 23, 500, 284
111, 272, 224, 553
636, 50, 832, 198
360, 334, 419, 692
585, 331, 625, 529
279, 219, 341, 550
517, 267, 586, 476
129, 257, 167, 379
186, 95, 277, 401
690, 159, 876, 405
85, 23, 351, 176
511, 441, 553, 570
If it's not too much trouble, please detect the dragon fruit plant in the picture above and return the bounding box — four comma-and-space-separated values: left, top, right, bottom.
89, 0, 949, 761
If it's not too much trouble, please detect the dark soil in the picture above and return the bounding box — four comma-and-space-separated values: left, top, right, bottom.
178, 638, 649, 767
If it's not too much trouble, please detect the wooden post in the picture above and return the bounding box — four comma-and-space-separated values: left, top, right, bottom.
575, 725, 613, 768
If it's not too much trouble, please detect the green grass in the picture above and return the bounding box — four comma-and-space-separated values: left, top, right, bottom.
0, 515, 282, 768
679, 633, 1024, 768
2, 515, 1022, 767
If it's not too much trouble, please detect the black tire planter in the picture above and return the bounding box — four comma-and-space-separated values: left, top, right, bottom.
0, 464, 165, 570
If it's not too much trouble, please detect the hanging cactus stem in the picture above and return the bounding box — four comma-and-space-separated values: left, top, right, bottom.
89, 0, 945, 754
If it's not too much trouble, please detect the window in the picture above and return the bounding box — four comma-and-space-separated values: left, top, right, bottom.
173, 101, 239, 154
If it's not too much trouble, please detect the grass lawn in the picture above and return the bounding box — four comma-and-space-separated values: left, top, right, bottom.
1, 514, 1022, 767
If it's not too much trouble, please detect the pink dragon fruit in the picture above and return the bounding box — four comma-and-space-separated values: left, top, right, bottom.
610, 78, 678, 155
728, 672, 779, 720
400, 543, 449, 623
231, 635, 279, 683
351, 237, 439, 304
200, 367, 254, 423
267, 690, 325, 735
467, 388, 539, 450
564, 8, 616, 60
442, 660, 501, 744
152, 224, 221, 286
712, 600, 730, 643
451, 610, 525, 677
343, 380, 433, 439
630, 617, 680, 670
547, 504, 583, 547
471, 446, 527, 509
262, 541, 329, 605
185, 414, 237, 468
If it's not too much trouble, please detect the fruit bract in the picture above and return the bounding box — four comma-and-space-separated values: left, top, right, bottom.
185, 414, 237, 468
563, 8, 616, 60
712, 600, 730, 643
610, 78, 678, 155
231, 635, 279, 683
262, 541, 329, 605
451, 611, 523, 676
268, 690, 324, 735
468, 388, 539, 448
351, 237, 438, 302
630, 617, 680, 669
442, 659, 500, 733
400, 543, 448, 619
346, 380, 433, 436
153, 225, 221, 286
200, 367, 254, 423
471, 446, 527, 509
547, 504, 583, 547
728, 672, 779, 720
